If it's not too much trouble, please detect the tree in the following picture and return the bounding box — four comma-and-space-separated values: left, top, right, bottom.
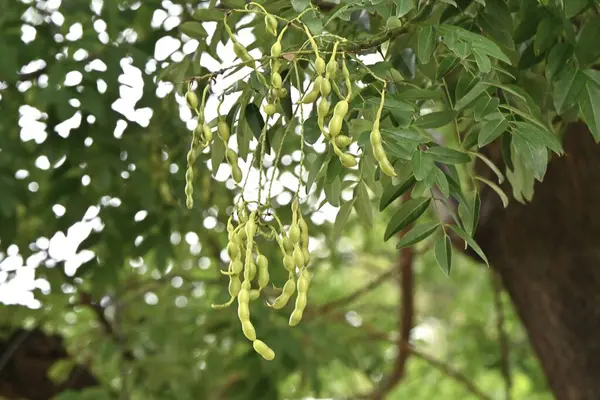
0, 0, 599, 399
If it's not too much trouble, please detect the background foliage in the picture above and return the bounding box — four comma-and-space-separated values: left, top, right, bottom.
4, 0, 599, 398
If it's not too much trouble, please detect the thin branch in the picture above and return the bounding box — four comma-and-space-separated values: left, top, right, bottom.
491, 271, 512, 400
314, 268, 395, 314
0, 330, 32, 374
410, 347, 494, 400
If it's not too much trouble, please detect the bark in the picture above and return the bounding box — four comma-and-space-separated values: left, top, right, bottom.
474, 123, 600, 400
0, 329, 97, 399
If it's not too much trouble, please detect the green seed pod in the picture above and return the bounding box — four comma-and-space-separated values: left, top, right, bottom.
201, 124, 213, 144
238, 228, 247, 242
298, 269, 311, 292
238, 303, 250, 321
229, 275, 242, 297
247, 262, 257, 281
185, 91, 199, 110
241, 280, 251, 291
270, 41, 282, 58
269, 278, 296, 309
226, 148, 238, 166
257, 255, 269, 289
302, 248, 311, 266
335, 135, 352, 148
218, 120, 230, 142
318, 98, 330, 119
265, 15, 278, 36
246, 218, 256, 239
289, 309, 304, 326
253, 339, 275, 360
295, 292, 308, 311
370, 128, 382, 147
263, 103, 276, 116
238, 287, 250, 304
227, 242, 240, 260
271, 72, 282, 88
334, 100, 349, 118
298, 217, 308, 236
315, 57, 326, 74
232, 259, 243, 274
328, 115, 343, 137
378, 155, 397, 177
300, 89, 319, 104
326, 59, 337, 78
242, 321, 257, 341
275, 87, 287, 98
249, 289, 260, 301
293, 245, 304, 266
340, 153, 357, 168
289, 224, 301, 244
282, 237, 294, 254
320, 78, 331, 97
283, 255, 295, 271
232, 165, 243, 183
234, 42, 253, 63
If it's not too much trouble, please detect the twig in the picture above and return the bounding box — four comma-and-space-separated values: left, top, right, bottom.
491, 271, 512, 400
0, 329, 31, 374
314, 268, 395, 314
411, 347, 494, 400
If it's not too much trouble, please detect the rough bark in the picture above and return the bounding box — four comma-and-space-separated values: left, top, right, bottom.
0, 329, 97, 399
474, 123, 600, 400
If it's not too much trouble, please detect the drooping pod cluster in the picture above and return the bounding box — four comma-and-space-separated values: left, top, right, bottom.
263, 18, 289, 117
370, 86, 397, 177
211, 199, 312, 360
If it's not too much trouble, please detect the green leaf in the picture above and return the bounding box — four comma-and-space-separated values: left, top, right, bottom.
381, 127, 423, 143
379, 175, 416, 211
394, 0, 414, 17
476, 0, 514, 49
48, 359, 75, 384
396, 222, 440, 248
473, 50, 492, 73
306, 152, 329, 194
473, 96, 499, 121
434, 234, 452, 276
546, 43, 573, 81
417, 25, 436, 65
470, 151, 505, 184
455, 82, 489, 111
437, 56, 460, 79
210, 133, 226, 175
354, 182, 373, 227
434, 167, 450, 198
325, 176, 341, 207
579, 76, 600, 143
179, 21, 208, 39
553, 66, 586, 114
438, 24, 511, 64
395, 87, 443, 101
449, 225, 489, 266
384, 197, 431, 241
192, 8, 223, 22
510, 121, 563, 155
326, 157, 342, 184
576, 14, 600, 67
475, 176, 509, 208
564, 0, 588, 17
333, 200, 355, 239
412, 150, 434, 181
426, 146, 471, 164
512, 134, 548, 181
478, 117, 508, 147
413, 110, 457, 129
534, 15, 560, 55
291, 0, 310, 12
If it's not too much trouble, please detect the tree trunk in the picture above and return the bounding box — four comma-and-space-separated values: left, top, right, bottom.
474, 123, 600, 400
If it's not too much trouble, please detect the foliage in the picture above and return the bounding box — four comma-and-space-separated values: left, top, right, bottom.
2, 0, 599, 398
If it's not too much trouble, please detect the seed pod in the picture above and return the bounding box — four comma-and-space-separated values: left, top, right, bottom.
201, 124, 212, 144
340, 153, 357, 168
335, 135, 352, 148
326, 59, 337, 78
232, 165, 243, 183
328, 115, 343, 137
298, 269, 311, 292
300, 88, 319, 104
257, 255, 269, 289
229, 275, 242, 297
378, 156, 397, 177
370, 128, 382, 148
253, 340, 275, 360
271, 72, 282, 88
227, 242, 240, 260
185, 91, 199, 110
298, 218, 308, 236
275, 87, 287, 98
302, 248, 311, 266
318, 98, 330, 119
271, 41, 282, 58
289, 309, 304, 326
238, 287, 250, 304
232, 259, 243, 274
218, 120, 230, 142
263, 103, 276, 116
295, 292, 308, 311
265, 15, 278, 36
241, 280, 251, 291
320, 78, 331, 97
282, 237, 294, 254
241, 321, 257, 341
269, 278, 296, 309
293, 245, 304, 266
233, 42, 253, 63
315, 57, 326, 74
289, 224, 301, 243
238, 303, 250, 321
226, 149, 238, 166
246, 217, 256, 238
247, 262, 257, 281
249, 289, 260, 301
283, 255, 295, 271
334, 100, 349, 118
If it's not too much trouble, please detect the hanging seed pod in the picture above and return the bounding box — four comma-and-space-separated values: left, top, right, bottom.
265, 14, 278, 36
185, 91, 199, 110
